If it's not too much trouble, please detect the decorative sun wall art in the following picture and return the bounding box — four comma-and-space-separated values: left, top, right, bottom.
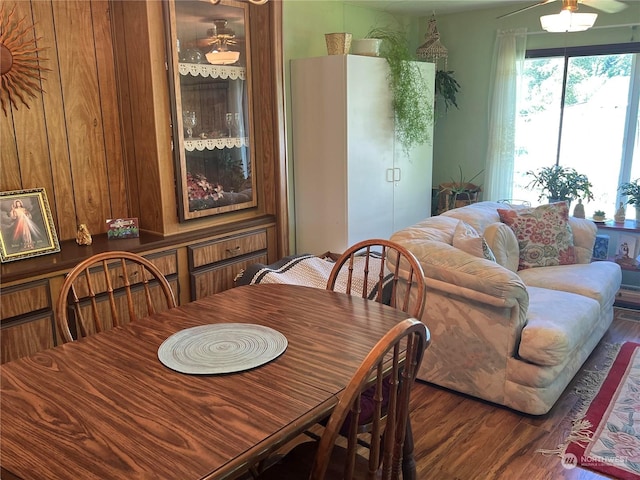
0, 3, 48, 115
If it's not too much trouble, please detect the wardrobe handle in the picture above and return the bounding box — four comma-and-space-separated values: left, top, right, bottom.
386, 168, 395, 182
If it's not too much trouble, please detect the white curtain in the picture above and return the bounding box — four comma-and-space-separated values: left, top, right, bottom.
484, 28, 527, 201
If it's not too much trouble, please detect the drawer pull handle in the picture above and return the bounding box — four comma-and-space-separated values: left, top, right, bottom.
226, 246, 242, 256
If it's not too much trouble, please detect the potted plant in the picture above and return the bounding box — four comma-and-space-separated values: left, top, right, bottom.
619, 178, 640, 223
365, 27, 433, 154
438, 166, 483, 211
526, 166, 594, 206
434, 70, 460, 114
593, 210, 606, 222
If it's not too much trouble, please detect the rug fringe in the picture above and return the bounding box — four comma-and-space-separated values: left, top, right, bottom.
537, 418, 594, 457
536, 342, 622, 459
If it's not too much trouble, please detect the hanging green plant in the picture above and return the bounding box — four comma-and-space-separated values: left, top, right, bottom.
435, 70, 460, 113
366, 27, 433, 154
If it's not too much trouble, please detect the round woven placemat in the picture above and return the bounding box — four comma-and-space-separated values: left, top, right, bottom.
158, 323, 287, 374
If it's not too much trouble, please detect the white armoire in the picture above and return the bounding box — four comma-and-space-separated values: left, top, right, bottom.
290, 54, 434, 254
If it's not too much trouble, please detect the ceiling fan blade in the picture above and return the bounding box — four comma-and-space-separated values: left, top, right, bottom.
496, 0, 557, 19
581, 0, 628, 13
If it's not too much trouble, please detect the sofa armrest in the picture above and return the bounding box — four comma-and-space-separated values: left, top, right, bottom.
392, 236, 529, 310
415, 278, 527, 408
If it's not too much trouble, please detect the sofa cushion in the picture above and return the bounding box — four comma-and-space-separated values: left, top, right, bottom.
452, 221, 496, 262
498, 202, 576, 270
519, 286, 600, 366
568, 217, 598, 264
517, 261, 622, 310
483, 222, 519, 272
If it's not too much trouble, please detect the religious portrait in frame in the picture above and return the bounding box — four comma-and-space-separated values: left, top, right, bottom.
0, 188, 60, 262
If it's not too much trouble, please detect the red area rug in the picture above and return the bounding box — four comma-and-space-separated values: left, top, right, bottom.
563, 342, 640, 479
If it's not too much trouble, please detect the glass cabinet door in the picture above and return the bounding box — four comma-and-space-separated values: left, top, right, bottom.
165, 0, 256, 221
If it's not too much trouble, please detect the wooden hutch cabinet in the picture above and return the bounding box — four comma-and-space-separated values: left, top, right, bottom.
0, 0, 287, 363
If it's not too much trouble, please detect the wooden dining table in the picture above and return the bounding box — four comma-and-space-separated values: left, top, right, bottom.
1, 283, 417, 480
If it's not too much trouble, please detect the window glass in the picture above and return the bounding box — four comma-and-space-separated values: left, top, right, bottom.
512, 47, 639, 220
513, 57, 564, 205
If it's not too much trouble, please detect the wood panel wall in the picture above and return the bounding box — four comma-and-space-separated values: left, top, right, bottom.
1, 0, 128, 241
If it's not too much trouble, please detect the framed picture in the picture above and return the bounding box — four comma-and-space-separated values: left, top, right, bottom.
0, 188, 60, 263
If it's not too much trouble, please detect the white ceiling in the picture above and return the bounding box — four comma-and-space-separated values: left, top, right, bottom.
343, 0, 535, 16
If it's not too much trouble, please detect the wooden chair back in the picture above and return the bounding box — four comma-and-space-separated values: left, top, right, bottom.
327, 239, 426, 319
312, 318, 429, 480
56, 251, 177, 343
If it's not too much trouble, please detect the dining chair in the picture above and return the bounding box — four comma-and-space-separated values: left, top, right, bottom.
326, 238, 427, 321
323, 239, 427, 474
256, 318, 430, 480
56, 251, 177, 343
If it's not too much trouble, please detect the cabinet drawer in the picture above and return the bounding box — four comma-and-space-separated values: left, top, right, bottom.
146, 250, 178, 276
189, 230, 267, 269
1, 312, 55, 363
1, 280, 51, 320
72, 250, 178, 299
191, 253, 267, 300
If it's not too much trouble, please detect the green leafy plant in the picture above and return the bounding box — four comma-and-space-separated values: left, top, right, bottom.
526, 166, 594, 203
593, 210, 606, 217
439, 166, 483, 210
619, 178, 640, 206
366, 27, 433, 154
435, 70, 460, 113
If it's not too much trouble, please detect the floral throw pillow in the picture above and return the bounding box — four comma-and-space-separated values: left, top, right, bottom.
452, 221, 497, 262
497, 202, 576, 270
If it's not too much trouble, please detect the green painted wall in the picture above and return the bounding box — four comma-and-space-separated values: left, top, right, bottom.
282, 0, 639, 251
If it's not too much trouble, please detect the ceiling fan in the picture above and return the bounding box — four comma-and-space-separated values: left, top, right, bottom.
204, 19, 240, 65
206, 19, 238, 49
497, 0, 627, 20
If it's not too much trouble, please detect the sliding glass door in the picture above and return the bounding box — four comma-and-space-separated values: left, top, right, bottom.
512, 43, 640, 219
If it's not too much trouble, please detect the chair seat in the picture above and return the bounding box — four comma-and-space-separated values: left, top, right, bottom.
341, 378, 392, 435
257, 441, 372, 480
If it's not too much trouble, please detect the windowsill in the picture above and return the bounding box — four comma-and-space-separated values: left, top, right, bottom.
594, 219, 639, 232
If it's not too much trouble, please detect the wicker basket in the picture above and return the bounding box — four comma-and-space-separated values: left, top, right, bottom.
325, 33, 352, 55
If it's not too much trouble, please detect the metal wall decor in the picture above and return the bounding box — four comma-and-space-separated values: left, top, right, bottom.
0, 3, 48, 115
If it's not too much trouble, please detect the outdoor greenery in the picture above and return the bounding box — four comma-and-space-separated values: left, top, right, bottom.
522, 54, 632, 111
366, 27, 433, 154
526, 165, 594, 203
619, 178, 640, 206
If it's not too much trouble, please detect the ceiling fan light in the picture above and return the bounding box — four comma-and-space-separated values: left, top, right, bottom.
540, 11, 598, 32
205, 49, 240, 65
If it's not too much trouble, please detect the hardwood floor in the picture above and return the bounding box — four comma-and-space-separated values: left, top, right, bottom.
409, 309, 640, 480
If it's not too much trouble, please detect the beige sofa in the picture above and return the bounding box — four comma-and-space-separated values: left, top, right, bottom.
390, 201, 622, 415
